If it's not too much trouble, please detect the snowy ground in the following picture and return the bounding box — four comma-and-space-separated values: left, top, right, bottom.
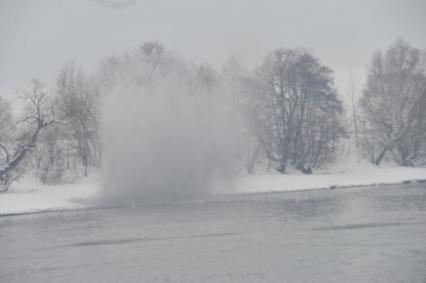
0, 175, 100, 216
1, 162, 425, 216
229, 162, 426, 194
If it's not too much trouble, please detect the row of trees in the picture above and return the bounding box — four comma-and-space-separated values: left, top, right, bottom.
0, 39, 425, 191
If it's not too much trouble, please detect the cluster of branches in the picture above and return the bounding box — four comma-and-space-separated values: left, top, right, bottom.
0, 67, 101, 191
0, 80, 59, 189
359, 40, 426, 166
241, 49, 346, 173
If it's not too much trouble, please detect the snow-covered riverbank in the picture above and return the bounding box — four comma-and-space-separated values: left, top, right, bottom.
230, 165, 426, 194
0, 176, 100, 216
1, 164, 425, 216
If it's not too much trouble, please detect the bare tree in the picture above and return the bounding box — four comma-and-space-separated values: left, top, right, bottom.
222, 56, 261, 174
0, 80, 57, 191
31, 122, 71, 184
249, 48, 345, 173
56, 63, 102, 177
0, 96, 14, 167
360, 39, 426, 166
348, 74, 360, 150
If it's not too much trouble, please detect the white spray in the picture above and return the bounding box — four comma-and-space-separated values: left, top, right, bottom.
100, 46, 236, 203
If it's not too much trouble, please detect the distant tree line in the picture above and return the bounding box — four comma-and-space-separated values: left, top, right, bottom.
0, 39, 425, 191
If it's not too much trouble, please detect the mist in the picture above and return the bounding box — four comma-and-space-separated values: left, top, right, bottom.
101, 46, 236, 203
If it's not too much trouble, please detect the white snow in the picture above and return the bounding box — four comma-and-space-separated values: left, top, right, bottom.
0, 175, 100, 216
229, 161, 426, 194
0, 162, 425, 216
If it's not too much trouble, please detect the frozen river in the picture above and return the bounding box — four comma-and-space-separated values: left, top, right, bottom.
1, 184, 426, 282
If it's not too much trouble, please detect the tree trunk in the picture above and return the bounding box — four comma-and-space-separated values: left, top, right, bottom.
0, 125, 42, 191
374, 146, 388, 166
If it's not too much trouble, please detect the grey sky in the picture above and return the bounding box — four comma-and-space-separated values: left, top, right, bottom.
1, 0, 425, 96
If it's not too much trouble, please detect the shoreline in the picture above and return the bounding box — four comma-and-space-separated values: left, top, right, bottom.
1, 177, 425, 218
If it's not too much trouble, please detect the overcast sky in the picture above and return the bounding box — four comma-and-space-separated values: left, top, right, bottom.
1, 0, 425, 97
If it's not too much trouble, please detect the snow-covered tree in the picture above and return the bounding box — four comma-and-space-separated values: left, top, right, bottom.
360, 39, 426, 166
0, 80, 58, 191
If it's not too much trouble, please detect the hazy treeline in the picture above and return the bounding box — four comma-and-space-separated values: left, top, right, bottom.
1, 39, 425, 191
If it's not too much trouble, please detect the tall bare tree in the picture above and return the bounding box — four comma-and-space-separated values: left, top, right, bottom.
0, 96, 14, 168
360, 39, 426, 166
56, 63, 102, 176
0, 80, 57, 191
249, 48, 345, 173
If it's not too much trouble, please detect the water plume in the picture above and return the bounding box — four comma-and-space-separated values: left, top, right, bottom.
101, 50, 236, 203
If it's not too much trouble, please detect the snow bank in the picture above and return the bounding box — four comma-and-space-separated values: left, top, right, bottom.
0, 175, 99, 216
228, 163, 426, 194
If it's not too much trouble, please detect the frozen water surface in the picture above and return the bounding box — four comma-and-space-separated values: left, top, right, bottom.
1, 184, 426, 282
